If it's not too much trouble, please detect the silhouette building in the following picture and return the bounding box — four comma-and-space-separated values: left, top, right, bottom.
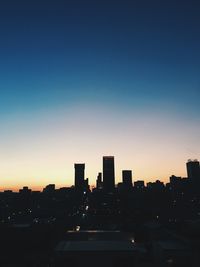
96, 172, 103, 189
43, 184, 55, 194
84, 178, 90, 191
103, 156, 115, 192
122, 170, 132, 188
74, 163, 85, 190
134, 180, 145, 190
186, 160, 200, 183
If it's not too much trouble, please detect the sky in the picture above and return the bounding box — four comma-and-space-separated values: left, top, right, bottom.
0, 0, 200, 190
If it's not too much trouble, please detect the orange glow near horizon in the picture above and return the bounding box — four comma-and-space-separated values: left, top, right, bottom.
0, 104, 199, 191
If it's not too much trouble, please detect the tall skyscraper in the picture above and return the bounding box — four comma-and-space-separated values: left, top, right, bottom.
103, 156, 115, 192
74, 163, 85, 190
186, 159, 200, 183
122, 170, 132, 188
96, 172, 103, 189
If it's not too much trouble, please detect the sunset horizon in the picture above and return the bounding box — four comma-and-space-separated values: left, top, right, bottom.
0, 1, 200, 266
0, 1, 199, 190
0, 155, 195, 191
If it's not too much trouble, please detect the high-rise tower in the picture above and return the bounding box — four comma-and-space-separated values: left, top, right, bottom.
96, 172, 103, 189
74, 163, 85, 190
103, 156, 115, 192
186, 159, 200, 183
122, 170, 132, 188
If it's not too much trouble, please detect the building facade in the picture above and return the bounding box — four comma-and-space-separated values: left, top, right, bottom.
74, 163, 85, 190
103, 156, 115, 192
186, 160, 200, 183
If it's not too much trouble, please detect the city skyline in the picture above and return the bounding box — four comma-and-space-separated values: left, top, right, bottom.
1, 1, 200, 266
0, 1, 200, 190
0, 156, 198, 192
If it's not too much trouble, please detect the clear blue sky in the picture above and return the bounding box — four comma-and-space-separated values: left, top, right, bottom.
0, 0, 200, 190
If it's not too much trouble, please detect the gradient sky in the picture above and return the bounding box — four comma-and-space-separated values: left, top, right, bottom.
0, 0, 200, 190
